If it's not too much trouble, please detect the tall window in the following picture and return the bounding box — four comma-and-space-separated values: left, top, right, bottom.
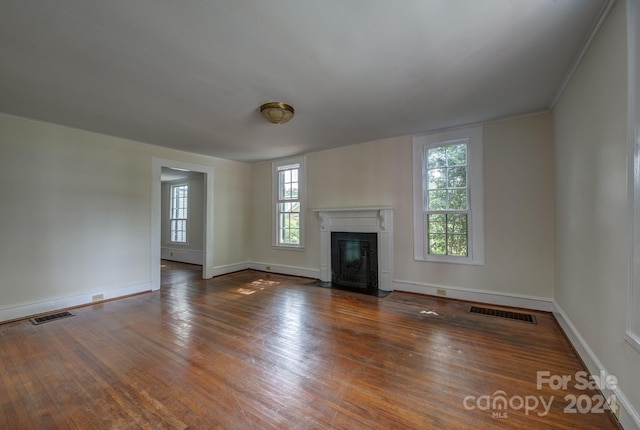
424, 141, 469, 257
413, 126, 484, 265
273, 156, 305, 248
170, 183, 188, 243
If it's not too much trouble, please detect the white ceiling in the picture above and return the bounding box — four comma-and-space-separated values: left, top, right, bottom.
0, 0, 612, 162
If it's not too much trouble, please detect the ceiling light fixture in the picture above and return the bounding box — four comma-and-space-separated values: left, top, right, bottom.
259, 102, 294, 125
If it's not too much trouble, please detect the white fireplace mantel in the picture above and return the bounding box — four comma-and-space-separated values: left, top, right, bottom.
312, 207, 394, 291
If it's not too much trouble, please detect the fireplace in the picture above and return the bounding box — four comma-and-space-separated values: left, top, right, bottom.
331, 232, 378, 295
313, 207, 394, 295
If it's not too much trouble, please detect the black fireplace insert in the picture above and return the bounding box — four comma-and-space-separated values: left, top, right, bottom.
330, 232, 378, 295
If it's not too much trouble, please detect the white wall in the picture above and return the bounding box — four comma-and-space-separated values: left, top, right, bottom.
553, 0, 640, 421
0, 114, 251, 321
250, 112, 555, 301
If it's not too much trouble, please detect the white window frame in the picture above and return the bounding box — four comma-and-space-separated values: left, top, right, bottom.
169, 182, 189, 244
626, 0, 640, 353
412, 125, 484, 265
272, 156, 306, 249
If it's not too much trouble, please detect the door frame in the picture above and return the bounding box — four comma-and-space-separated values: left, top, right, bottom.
151, 157, 215, 290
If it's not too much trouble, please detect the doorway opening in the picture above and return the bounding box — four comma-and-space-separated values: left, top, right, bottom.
151, 158, 215, 290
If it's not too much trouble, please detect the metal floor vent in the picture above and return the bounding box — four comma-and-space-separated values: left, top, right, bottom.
469, 306, 536, 324
30, 311, 74, 325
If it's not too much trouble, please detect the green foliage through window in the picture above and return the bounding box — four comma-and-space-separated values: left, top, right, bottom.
424, 142, 469, 257
426, 214, 468, 256
277, 165, 301, 245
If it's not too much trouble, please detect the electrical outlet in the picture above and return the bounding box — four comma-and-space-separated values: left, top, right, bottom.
436, 288, 447, 297
266, 266, 271, 271
92, 294, 104, 302
607, 394, 620, 418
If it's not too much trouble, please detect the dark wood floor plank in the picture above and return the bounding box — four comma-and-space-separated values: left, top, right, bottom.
0, 261, 621, 429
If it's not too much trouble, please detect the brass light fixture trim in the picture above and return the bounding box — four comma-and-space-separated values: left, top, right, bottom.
259, 102, 295, 125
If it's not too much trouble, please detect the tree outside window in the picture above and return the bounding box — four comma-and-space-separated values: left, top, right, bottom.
424, 142, 469, 257
273, 157, 305, 248
412, 125, 484, 265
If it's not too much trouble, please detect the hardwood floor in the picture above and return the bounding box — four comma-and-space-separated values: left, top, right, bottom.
0, 261, 621, 429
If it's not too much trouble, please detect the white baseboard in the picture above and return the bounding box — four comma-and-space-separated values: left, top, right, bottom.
249, 262, 320, 279
0, 280, 151, 323
211, 262, 250, 277
553, 301, 640, 430
161, 247, 203, 265
393, 279, 554, 311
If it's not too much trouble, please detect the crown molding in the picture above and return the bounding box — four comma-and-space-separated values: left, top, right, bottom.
549, 0, 618, 110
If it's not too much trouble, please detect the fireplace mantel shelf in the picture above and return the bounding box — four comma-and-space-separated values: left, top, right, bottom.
311, 207, 392, 212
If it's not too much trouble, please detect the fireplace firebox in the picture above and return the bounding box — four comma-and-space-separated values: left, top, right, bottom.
331, 232, 378, 295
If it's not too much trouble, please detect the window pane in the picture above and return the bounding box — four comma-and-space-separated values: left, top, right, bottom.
427, 168, 446, 189
279, 168, 299, 200
446, 214, 467, 234
170, 220, 186, 243
428, 190, 447, 210
289, 230, 300, 245
427, 214, 446, 233
279, 171, 285, 198
447, 234, 468, 256
427, 147, 446, 168
278, 206, 300, 245
428, 234, 446, 255
447, 166, 466, 188
446, 144, 467, 166
287, 230, 300, 245
289, 184, 298, 199
289, 212, 300, 228
447, 189, 467, 210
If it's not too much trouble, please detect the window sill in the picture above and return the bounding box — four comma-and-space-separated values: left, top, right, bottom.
416, 256, 485, 266
272, 244, 306, 251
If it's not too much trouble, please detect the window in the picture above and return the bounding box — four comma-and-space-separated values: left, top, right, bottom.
170, 183, 188, 243
272, 156, 305, 248
424, 141, 469, 256
413, 126, 484, 264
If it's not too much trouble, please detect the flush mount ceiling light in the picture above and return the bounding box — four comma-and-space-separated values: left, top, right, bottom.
259, 102, 294, 125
